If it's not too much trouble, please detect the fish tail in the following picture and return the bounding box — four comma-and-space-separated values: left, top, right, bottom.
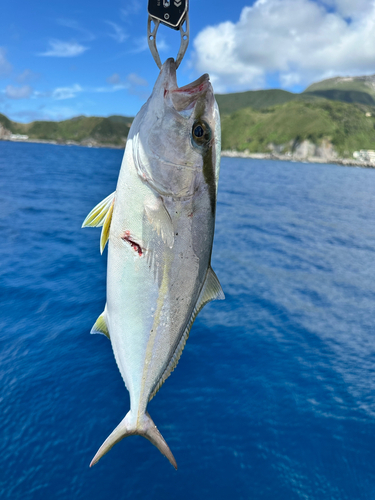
90, 411, 177, 470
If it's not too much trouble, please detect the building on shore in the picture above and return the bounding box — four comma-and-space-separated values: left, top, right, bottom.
10, 134, 29, 141
353, 150, 375, 163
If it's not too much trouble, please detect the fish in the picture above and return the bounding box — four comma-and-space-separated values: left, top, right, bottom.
82, 57, 224, 469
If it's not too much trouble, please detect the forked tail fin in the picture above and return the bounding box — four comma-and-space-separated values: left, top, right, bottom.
90, 411, 177, 470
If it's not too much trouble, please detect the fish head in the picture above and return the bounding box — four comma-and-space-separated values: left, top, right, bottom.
132, 58, 221, 199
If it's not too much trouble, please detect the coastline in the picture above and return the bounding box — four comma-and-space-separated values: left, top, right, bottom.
0, 137, 124, 150
221, 150, 375, 169
1, 137, 374, 168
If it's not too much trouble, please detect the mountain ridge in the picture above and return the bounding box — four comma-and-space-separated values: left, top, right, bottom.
304, 74, 375, 96
0, 114, 133, 147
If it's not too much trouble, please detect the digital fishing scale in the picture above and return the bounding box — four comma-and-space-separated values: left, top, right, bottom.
147, 0, 189, 68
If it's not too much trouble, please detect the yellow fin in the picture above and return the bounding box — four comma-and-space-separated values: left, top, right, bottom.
82, 192, 115, 228
198, 266, 225, 303
100, 199, 114, 254
149, 267, 224, 401
90, 311, 110, 339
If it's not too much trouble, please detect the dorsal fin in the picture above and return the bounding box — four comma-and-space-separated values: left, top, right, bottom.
90, 310, 110, 339
82, 192, 115, 228
149, 267, 224, 401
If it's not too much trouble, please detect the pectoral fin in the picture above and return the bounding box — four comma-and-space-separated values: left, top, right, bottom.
100, 200, 114, 254
144, 197, 174, 249
91, 310, 110, 339
82, 192, 115, 228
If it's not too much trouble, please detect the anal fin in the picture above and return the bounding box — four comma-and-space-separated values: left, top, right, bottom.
91, 310, 110, 339
149, 267, 224, 400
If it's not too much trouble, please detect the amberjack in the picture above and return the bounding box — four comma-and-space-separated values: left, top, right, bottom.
83, 58, 224, 469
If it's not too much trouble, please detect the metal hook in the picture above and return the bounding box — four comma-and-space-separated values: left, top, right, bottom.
147, 13, 190, 70
147, 16, 162, 69
176, 15, 189, 69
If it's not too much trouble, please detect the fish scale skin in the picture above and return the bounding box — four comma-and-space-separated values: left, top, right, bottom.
107, 142, 212, 415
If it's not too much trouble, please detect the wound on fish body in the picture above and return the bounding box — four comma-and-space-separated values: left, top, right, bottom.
122, 231, 143, 256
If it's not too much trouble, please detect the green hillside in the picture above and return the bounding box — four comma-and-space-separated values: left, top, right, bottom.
304, 89, 375, 106
216, 75, 375, 115
26, 115, 133, 145
302, 73, 375, 106
215, 89, 298, 114
0, 113, 133, 146
221, 99, 375, 156
107, 115, 133, 125
305, 75, 375, 98
0, 113, 22, 133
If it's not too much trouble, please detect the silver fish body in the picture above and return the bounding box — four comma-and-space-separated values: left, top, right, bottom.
83, 58, 224, 469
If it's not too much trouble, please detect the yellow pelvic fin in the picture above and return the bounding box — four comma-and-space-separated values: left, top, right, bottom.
90, 311, 110, 339
82, 192, 115, 228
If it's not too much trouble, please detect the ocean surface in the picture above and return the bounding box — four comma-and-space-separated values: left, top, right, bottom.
1, 140, 375, 499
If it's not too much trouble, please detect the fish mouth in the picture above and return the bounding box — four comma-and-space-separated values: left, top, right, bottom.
173, 74, 210, 95
162, 58, 211, 112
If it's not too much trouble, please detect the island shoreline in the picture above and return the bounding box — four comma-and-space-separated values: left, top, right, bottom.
221, 150, 375, 169
1, 138, 374, 169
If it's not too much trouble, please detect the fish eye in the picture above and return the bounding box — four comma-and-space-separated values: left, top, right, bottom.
194, 125, 204, 138
192, 120, 211, 145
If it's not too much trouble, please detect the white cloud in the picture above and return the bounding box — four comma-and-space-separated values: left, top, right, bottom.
37, 106, 82, 121
40, 40, 88, 57
0, 48, 12, 78
103, 72, 149, 99
57, 19, 95, 41
192, 0, 375, 92
126, 73, 149, 100
121, 0, 142, 19
52, 84, 83, 100
5, 85, 33, 99
130, 37, 149, 54
106, 21, 127, 43
127, 73, 148, 87
319, 0, 373, 18
107, 73, 121, 85
94, 84, 127, 93
10, 109, 50, 122
130, 35, 169, 55
16, 69, 40, 83
11, 105, 82, 122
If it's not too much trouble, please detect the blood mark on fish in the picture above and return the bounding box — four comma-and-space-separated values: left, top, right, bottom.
122, 231, 143, 256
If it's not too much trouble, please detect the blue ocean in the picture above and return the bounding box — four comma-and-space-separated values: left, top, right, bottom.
1, 140, 375, 499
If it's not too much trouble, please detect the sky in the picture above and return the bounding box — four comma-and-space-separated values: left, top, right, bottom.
1, 0, 375, 122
